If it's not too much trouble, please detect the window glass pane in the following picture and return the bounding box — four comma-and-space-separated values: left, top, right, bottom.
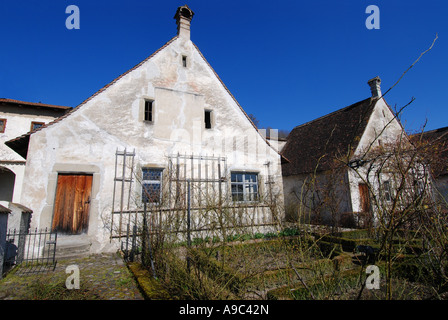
205, 110, 212, 129
142, 168, 163, 203
231, 173, 243, 182
245, 174, 257, 183
230, 172, 258, 202
143, 168, 162, 181
33, 123, 43, 130
144, 101, 153, 121
232, 192, 244, 202
142, 183, 161, 203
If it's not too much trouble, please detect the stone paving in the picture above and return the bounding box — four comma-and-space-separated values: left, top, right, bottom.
0, 253, 144, 300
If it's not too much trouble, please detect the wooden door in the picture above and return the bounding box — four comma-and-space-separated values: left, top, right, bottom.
358, 183, 370, 212
52, 174, 93, 234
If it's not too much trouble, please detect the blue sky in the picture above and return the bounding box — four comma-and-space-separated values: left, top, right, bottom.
0, 1, 446, 133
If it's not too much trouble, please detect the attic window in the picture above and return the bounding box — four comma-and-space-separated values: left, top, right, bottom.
144, 100, 153, 122
204, 110, 212, 129
182, 55, 188, 67
31, 121, 45, 131
0, 119, 6, 133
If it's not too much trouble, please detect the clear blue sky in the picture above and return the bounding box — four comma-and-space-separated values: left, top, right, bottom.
1, 1, 446, 133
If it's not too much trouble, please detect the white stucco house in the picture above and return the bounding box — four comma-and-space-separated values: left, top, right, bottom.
0, 98, 71, 205
0, 99, 70, 234
281, 77, 408, 227
6, 6, 284, 254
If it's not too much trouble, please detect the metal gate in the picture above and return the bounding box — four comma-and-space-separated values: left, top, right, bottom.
2, 228, 57, 275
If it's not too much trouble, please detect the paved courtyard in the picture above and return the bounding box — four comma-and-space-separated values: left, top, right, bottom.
0, 253, 144, 300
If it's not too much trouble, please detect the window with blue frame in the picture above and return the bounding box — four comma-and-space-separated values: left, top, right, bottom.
231, 172, 259, 202
142, 168, 163, 203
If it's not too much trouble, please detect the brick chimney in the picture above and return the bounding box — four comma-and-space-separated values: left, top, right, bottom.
174, 5, 194, 40
368, 76, 382, 98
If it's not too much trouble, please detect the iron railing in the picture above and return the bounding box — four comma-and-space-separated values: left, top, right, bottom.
3, 228, 57, 275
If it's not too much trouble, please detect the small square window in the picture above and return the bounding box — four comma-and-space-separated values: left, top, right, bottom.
0, 119, 6, 133
205, 110, 212, 129
31, 121, 45, 131
144, 100, 153, 122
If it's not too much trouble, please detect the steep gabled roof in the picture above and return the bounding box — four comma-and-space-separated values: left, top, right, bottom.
411, 126, 448, 177
281, 97, 378, 176
5, 36, 178, 158
6, 35, 285, 162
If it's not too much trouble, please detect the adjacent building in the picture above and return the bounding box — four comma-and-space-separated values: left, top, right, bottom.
0, 98, 71, 205
281, 77, 407, 227
411, 126, 448, 207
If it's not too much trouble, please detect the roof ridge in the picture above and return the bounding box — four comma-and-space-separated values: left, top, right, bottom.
281, 97, 378, 176
290, 97, 375, 132
0, 98, 71, 110
419, 126, 448, 135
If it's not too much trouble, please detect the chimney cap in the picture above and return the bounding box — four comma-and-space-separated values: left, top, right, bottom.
367, 76, 381, 85
174, 5, 195, 21
367, 76, 382, 98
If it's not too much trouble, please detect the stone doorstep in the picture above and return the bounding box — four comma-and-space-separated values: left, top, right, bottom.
54, 234, 92, 259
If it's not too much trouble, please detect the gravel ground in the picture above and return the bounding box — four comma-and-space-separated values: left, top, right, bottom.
0, 253, 144, 300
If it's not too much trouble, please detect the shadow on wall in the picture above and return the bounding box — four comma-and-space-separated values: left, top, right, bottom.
0, 167, 15, 202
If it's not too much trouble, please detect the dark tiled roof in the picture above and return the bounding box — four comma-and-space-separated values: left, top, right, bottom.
10, 203, 33, 213
281, 97, 377, 176
411, 126, 448, 176
0, 204, 11, 214
0, 98, 71, 111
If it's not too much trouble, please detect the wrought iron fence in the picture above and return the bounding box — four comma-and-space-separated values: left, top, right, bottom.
121, 224, 141, 263
2, 228, 57, 275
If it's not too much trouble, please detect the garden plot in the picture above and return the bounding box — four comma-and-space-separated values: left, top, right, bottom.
184, 228, 433, 300
191, 236, 362, 299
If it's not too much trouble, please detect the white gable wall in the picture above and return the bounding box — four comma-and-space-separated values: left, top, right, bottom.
21, 36, 283, 253
347, 98, 406, 214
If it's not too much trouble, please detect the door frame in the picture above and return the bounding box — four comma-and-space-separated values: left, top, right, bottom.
52, 173, 93, 234
40, 164, 100, 236
358, 182, 374, 227
358, 183, 371, 213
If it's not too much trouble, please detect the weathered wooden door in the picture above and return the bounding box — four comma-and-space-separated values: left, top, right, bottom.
52, 174, 93, 234
358, 183, 370, 213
